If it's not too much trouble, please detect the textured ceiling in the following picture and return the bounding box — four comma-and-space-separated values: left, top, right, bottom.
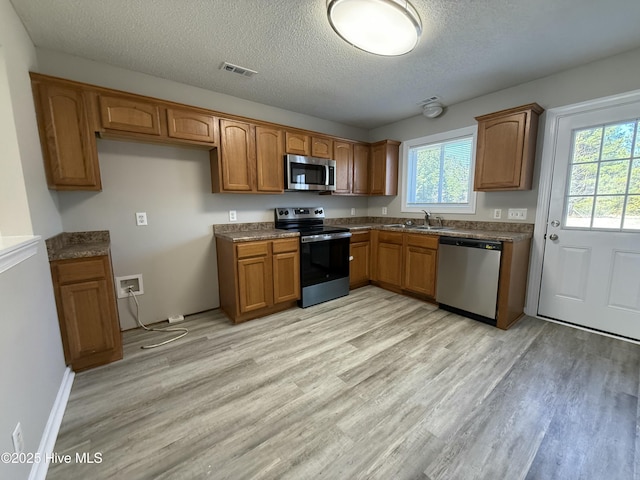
10, 0, 640, 129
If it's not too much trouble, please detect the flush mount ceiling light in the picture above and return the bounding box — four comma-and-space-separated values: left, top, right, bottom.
327, 0, 422, 56
422, 102, 444, 118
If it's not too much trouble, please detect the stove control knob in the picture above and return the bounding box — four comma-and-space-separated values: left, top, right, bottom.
278, 210, 284, 215
284, 210, 289, 215
318, 209, 323, 214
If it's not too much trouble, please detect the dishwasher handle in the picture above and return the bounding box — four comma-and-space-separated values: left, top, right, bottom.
439, 236, 502, 251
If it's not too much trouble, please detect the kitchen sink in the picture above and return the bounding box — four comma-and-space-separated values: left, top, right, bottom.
382, 224, 453, 231
413, 226, 454, 231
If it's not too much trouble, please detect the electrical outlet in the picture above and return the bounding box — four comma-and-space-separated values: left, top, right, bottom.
229, 210, 237, 222
350, 208, 356, 216
508, 208, 528, 220
135, 212, 148, 226
382, 207, 388, 215
168, 314, 185, 323
493, 209, 502, 219
116, 274, 144, 298
12, 423, 24, 454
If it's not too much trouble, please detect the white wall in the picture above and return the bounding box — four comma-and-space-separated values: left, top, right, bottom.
368, 47, 640, 223
0, 2, 66, 479
0, 245, 66, 480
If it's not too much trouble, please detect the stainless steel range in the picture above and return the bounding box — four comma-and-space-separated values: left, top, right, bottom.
275, 207, 351, 308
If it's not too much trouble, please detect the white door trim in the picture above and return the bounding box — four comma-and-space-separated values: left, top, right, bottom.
525, 88, 640, 318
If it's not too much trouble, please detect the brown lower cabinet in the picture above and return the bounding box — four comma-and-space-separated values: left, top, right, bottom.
371, 230, 438, 299
349, 231, 370, 289
216, 237, 300, 323
50, 255, 122, 371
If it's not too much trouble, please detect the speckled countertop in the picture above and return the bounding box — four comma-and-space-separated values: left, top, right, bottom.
214, 218, 533, 243
335, 223, 531, 242
46, 231, 111, 261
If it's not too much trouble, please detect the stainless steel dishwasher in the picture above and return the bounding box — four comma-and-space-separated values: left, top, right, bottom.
436, 236, 502, 325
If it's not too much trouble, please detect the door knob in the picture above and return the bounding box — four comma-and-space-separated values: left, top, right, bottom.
549, 233, 559, 241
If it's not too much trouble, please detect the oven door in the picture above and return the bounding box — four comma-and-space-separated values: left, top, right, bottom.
285, 155, 336, 191
299, 235, 350, 288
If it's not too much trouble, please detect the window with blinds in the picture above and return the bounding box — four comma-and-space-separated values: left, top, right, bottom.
403, 127, 476, 213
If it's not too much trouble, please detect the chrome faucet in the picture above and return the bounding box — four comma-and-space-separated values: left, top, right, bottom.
435, 216, 444, 228
421, 210, 431, 226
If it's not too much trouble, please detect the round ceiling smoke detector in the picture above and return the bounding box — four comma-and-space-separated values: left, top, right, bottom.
422, 102, 444, 118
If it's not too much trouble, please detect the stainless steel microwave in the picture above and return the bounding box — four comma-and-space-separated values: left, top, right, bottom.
285, 154, 336, 192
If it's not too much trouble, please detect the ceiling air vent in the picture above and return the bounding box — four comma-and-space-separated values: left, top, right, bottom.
220, 62, 258, 78
418, 96, 441, 106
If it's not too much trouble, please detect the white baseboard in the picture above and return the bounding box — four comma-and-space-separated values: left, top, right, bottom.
29, 367, 75, 480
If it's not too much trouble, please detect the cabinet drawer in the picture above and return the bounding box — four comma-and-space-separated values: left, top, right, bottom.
236, 241, 269, 259
377, 231, 403, 244
350, 231, 370, 243
55, 257, 107, 284
272, 238, 299, 254
405, 234, 439, 249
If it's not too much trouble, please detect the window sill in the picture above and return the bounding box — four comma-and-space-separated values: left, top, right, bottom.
0, 235, 41, 274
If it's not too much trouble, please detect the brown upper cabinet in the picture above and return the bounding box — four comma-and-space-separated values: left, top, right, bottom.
166, 108, 218, 143
370, 140, 400, 195
99, 94, 162, 136
333, 141, 354, 194
30, 73, 399, 196
285, 131, 310, 156
353, 143, 371, 195
474, 103, 544, 191
284, 132, 334, 159
211, 119, 284, 193
332, 141, 373, 195
311, 136, 333, 159
31, 76, 101, 190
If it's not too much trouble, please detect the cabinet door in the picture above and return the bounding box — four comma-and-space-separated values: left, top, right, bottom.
353, 143, 370, 194
59, 279, 117, 359
370, 140, 399, 195
255, 126, 284, 192
99, 95, 161, 135
474, 112, 527, 190
273, 251, 300, 303
404, 246, 437, 297
237, 254, 272, 312
334, 141, 353, 194
350, 241, 370, 288
311, 136, 334, 159
219, 119, 256, 191
376, 241, 403, 287
285, 131, 310, 155
166, 108, 217, 144
34, 82, 100, 190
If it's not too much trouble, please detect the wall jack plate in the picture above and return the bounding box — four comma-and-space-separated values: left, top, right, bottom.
116, 274, 144, 299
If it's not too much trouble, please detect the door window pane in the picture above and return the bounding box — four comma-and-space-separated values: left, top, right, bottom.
596, 160, 629, 195
629, 159, 640, 194
624, 195, 640, 230
566, 196, 593, 228
593, 196, 624, 229
564, 118, 639, 231
572, 127, 602, 163
568, 162, 598, 195
601, 122, 634, 160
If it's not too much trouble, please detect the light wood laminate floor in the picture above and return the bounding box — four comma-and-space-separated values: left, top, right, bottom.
48, 286, 640, 480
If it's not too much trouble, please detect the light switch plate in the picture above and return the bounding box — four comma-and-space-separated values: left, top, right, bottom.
508, 208, 527, 220
382, 207, 388, 215
493, 209, 502, 219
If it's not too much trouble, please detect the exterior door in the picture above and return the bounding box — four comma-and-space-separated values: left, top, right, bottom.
538, 99, 640, 339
